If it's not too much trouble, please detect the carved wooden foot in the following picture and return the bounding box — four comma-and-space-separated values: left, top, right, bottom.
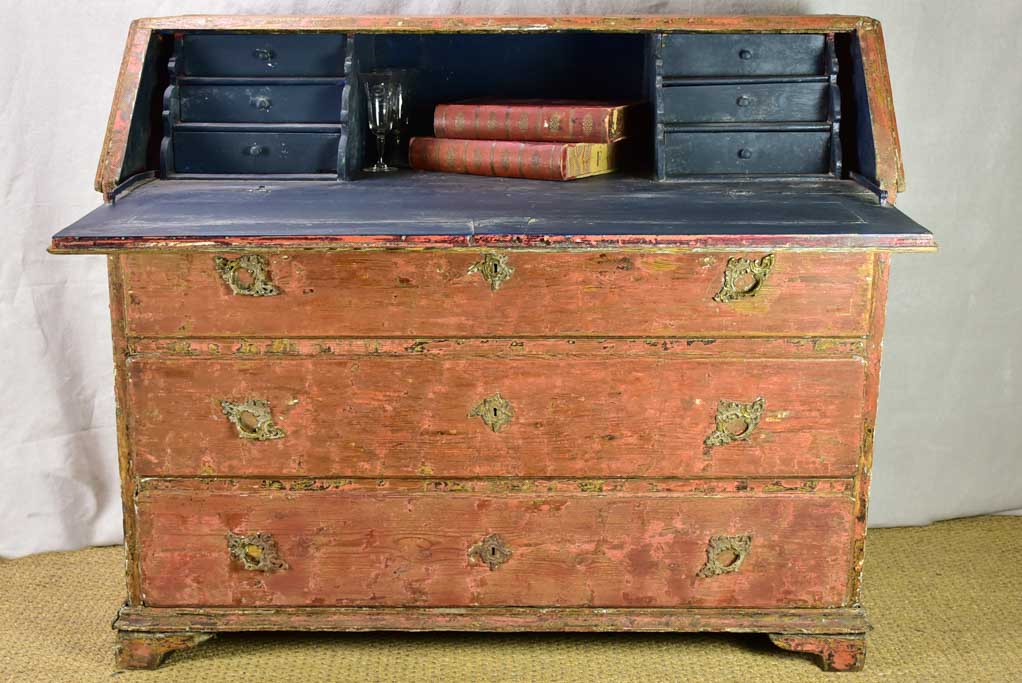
115, 631, 214, 669
768, 633, 866, 672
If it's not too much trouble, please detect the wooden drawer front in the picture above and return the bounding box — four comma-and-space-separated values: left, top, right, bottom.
181, 34, 346, 77
662, 83, 828, 124
662, 34, 825, 77
120, 251, 873, 338
179, 83, 344, 124
127, 357, 865, 478
665, 131, 830, 175
137, 488, 854, 608
173, 131, 340, 174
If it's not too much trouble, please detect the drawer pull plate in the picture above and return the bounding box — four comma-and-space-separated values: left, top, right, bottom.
704, 397, 765, 446
698, 534, 752, 577
221, 399, 286, 441
227, 531, 288, 572
469, 393, 514, 433
468, 252, 514, 291
252, 48, 276, 62
214, 254, 280, 297
468, 533, 512, 570
713, 254, 774, 303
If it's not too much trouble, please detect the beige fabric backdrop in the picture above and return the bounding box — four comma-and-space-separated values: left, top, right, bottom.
2, 0, 1019, 558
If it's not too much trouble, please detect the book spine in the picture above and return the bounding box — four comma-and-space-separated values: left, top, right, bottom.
434, 104, 621, 143
409, 138, 570, 181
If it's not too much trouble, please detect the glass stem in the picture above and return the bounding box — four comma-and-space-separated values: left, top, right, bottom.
376, 132, 387, 168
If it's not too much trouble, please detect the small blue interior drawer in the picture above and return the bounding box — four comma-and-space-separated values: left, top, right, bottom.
181, 34, 347, 77
662, 34, 825, 77
664, 130, 830, 175
173, 131, 340, 174
178, 83, 344, 123
662, 82, 829, 124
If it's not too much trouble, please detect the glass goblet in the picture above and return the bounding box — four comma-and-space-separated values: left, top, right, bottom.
385, 69, 415, 167
363, 74, 397, 173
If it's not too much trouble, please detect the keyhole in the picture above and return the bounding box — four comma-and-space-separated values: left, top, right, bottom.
490, 546, 497, 557
492, 262, 499, 274
493, 407, 499, 417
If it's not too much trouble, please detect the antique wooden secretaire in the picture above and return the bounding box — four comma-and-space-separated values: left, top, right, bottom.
50, 15, 935, 671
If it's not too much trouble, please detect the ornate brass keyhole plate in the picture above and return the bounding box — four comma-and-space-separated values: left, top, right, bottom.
221, 399, 286, 441
698, 534, 752, 577
468, 252, 514, 291
713, 254, 774, 303
704, 397, 765, 447
227, 531, 288, 572
469, 533, 512, 570
214, 254, 280, 297
469, 393, 514, 432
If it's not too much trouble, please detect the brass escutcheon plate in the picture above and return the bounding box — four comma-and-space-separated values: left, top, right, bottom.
468, 533, 512, 570
468, 252, 514, 291
214, 254, 280, 297
469, 393, 514, 432
221, 399, 286, 441
697, 534, 753, 577
713, 254, 774, 303
227, 531, 288, 572
704, 397, 765, 447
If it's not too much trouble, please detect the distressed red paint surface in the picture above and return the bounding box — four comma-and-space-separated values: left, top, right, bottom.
136, 490, 854, 608
115, 605, 868, 634
127, 357, 865, 478
769, 633, 866, 671
120, 251, 874, 338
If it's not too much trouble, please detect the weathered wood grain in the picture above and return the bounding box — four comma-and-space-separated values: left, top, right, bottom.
107, 256, 143, 605
127, 356, 865, 478
119, 251, 874, 338
138, 477, 854, 496
769, 633, 866, 671
115, 632, 214, 669
135, 489, 854, 608
847, 251, 890, 603
857, 20, 904, 196
114, 605, 868, 634
127, 336, 869, 360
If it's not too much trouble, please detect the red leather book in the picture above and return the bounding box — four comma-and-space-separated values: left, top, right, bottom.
433, 100, 636, 143
409, 137, 622, 181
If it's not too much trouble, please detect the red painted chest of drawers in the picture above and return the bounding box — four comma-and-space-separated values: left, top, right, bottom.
52, 14, 934, 672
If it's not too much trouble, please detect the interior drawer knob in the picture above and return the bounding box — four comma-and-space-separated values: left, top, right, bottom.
704, 397, 766, 447
713, 253, 774, 303
468, 533, 512, 570
698, 534, 752, 577
214, 254, 280, 297
251, 96, 273, 111
220, 399, 286, 441
227, 531, 288, 572
468, 252, 514, 291
737, 148, 753, 159
246, 144, 267, 157
252, 47, 276, 62
738, 48, 754, 60
736, 95, 753, 107
469, 393, 514, 433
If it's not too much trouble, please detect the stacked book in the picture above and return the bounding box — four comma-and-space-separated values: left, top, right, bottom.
409, 100, 638, 181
